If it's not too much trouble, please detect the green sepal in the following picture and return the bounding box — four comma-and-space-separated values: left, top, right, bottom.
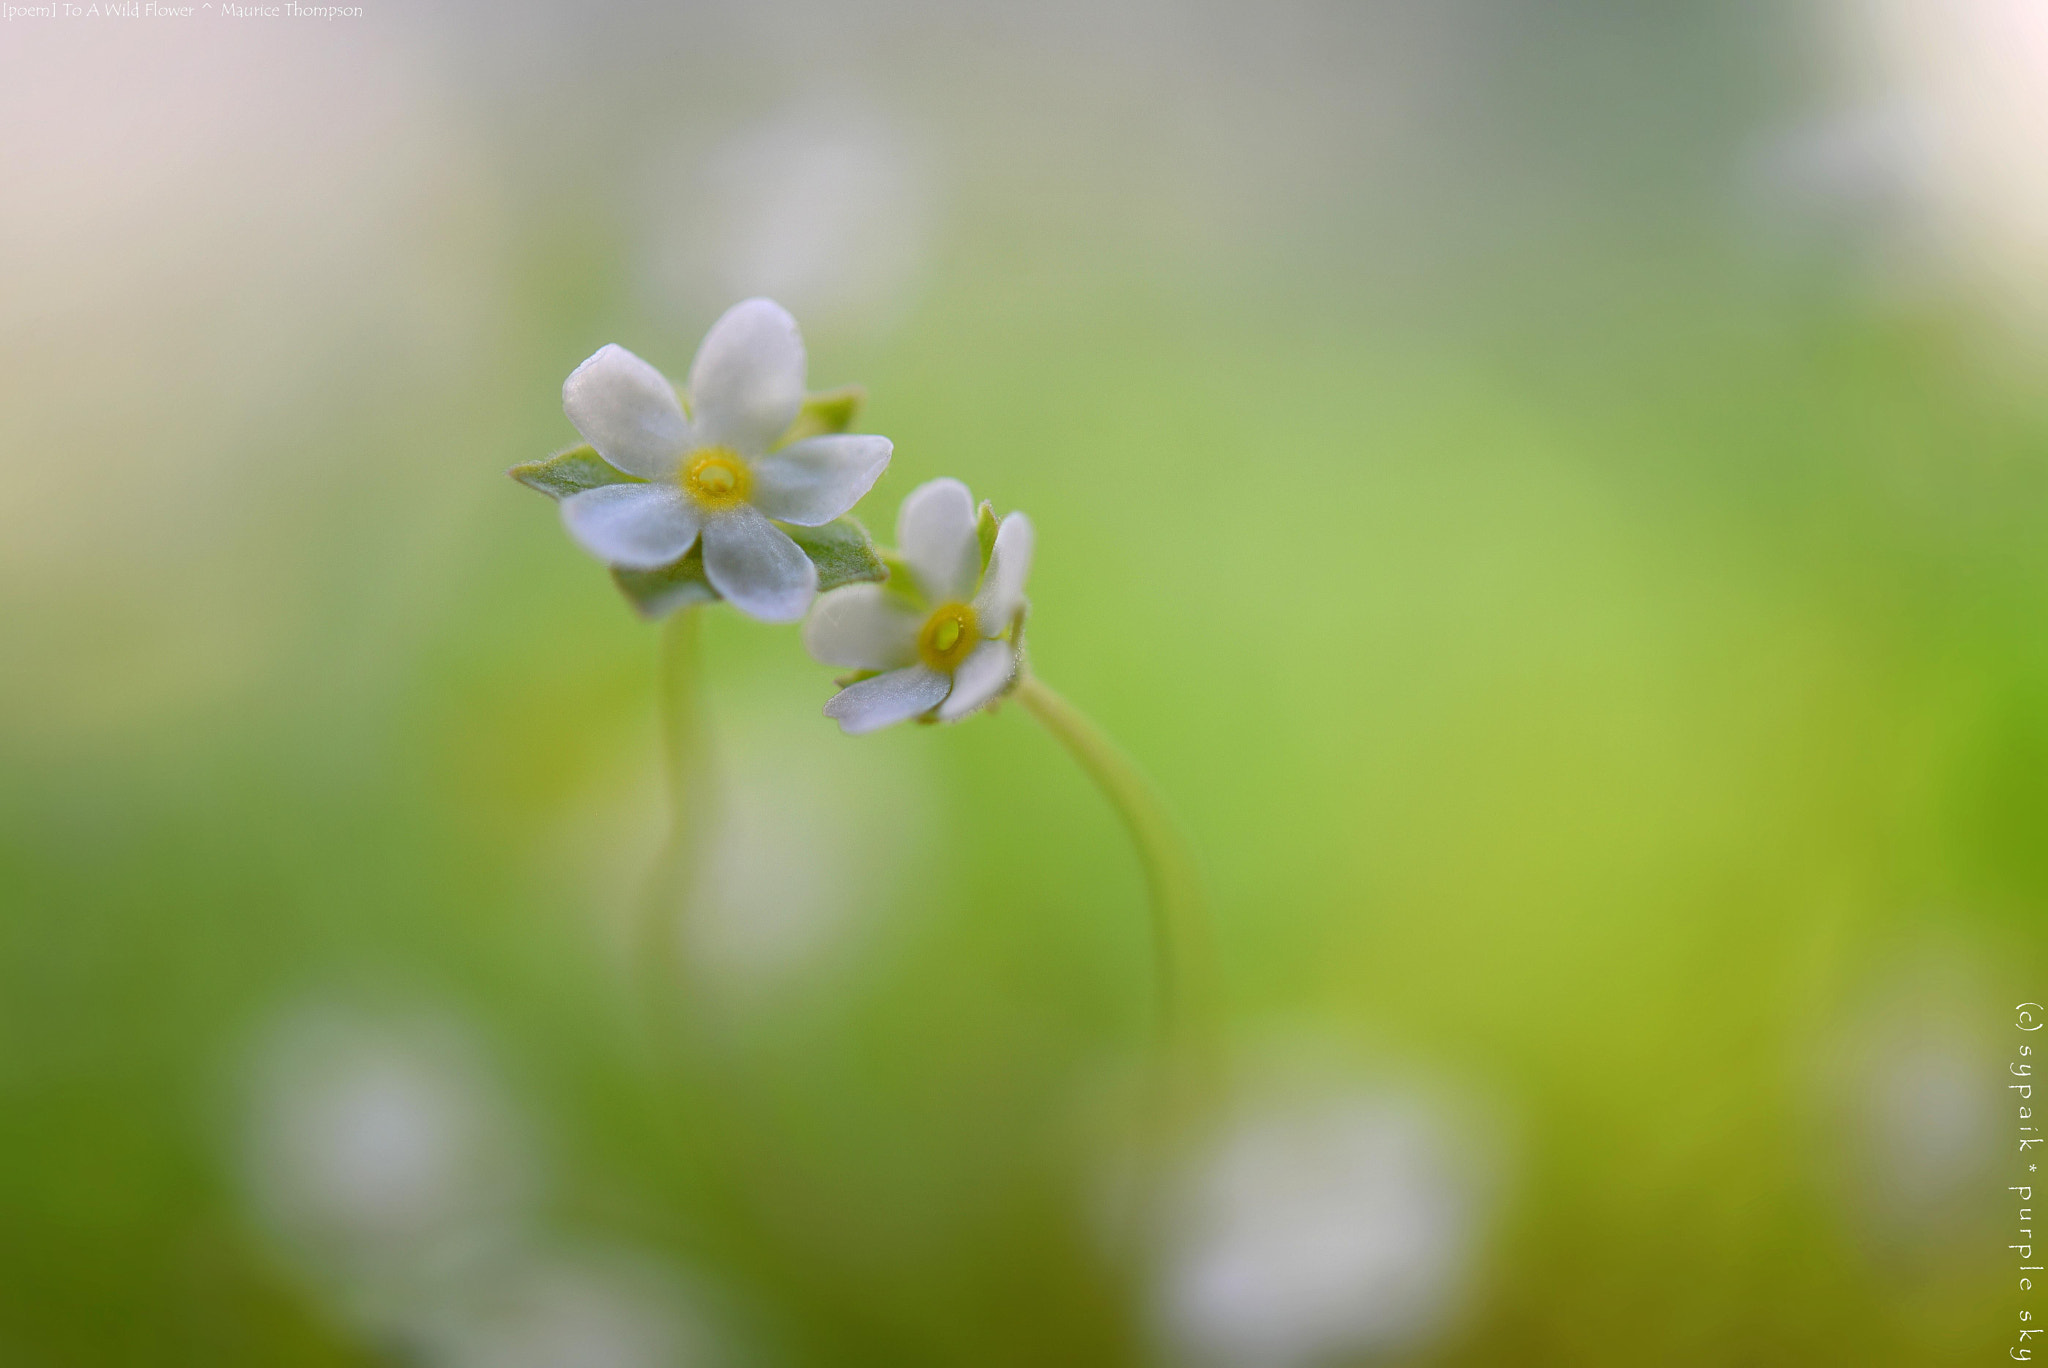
509, 444, 641, 500
786, 517, 888, 593
782, 386, 867, 443
611, 543, 717, 620
975, 500, 998, 574
877, 548, 924, 608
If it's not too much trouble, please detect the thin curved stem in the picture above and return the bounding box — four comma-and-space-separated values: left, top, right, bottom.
1013, 674, 1221, 1131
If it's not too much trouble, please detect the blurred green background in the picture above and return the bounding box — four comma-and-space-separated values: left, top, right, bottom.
4, 1, 2047, 1363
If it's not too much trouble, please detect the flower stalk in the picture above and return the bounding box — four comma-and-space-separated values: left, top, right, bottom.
639, 604, 713, 1042
801, 474, 1225, 1178
1013, 675, 1221, 1135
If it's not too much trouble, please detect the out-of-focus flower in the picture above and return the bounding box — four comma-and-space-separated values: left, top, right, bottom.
531, 682, 937, 1003
238, 1004, 535, 1286
235, 1002, 741, 1365
529, 298, 893, 622
1805, 0, 2048, 326
1158, 1089, 1486, 1368
1861, 1034, 1996, 1218
1746, 102, 1940, 284
1817, 955, 2002, 1251
645, 103, 935, 337
803, 478, 1032, 734
414, 1245, 724, 1368
682, 720, 932, 995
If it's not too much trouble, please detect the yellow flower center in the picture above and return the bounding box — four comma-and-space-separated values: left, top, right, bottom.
680, 447, 751, 510
917, 602, 980, 673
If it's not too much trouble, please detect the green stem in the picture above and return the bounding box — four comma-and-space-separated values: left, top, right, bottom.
639, 606, 711, 1042
631, 610, 825, 1293
635, 612, 884, 1316
1013, 674, 1221, 1130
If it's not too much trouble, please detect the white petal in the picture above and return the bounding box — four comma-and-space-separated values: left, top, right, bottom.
970, 512, 1033, 634
823, 666, 950, 735
937, 640, 1016, 721
562, 344, 692, 480
559, 483, 701, 569
896, 478, 980, 604
750, 435, 893, 527
802, 583, 922, 671
686, 298, 806, 456
700, 504, 818, 623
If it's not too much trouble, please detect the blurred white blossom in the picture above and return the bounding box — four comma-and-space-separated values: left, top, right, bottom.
1818, 954, 2002, 1249
235, 999, 735, 1363
239, 1002, 535, 1285
645, 103, 935, 336
1158, 1085, 1490, 1368
1862, 1034, 1996, 1218
1746, 102, 1942, 291
535, 683, 931, 1003
414, 1245, 721, 1368
1803, 0, 2048, 326
683, 724, 931, 993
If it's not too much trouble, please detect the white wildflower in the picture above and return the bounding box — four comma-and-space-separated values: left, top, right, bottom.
557, 298, 892, 622
802, 478, 1032, 734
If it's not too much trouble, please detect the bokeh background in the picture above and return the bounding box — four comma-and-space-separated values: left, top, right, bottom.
4, 1, 2047, 1363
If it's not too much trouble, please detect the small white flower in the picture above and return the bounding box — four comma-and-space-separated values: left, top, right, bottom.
802, 478, 1033, 734
557, 298, 892, 622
